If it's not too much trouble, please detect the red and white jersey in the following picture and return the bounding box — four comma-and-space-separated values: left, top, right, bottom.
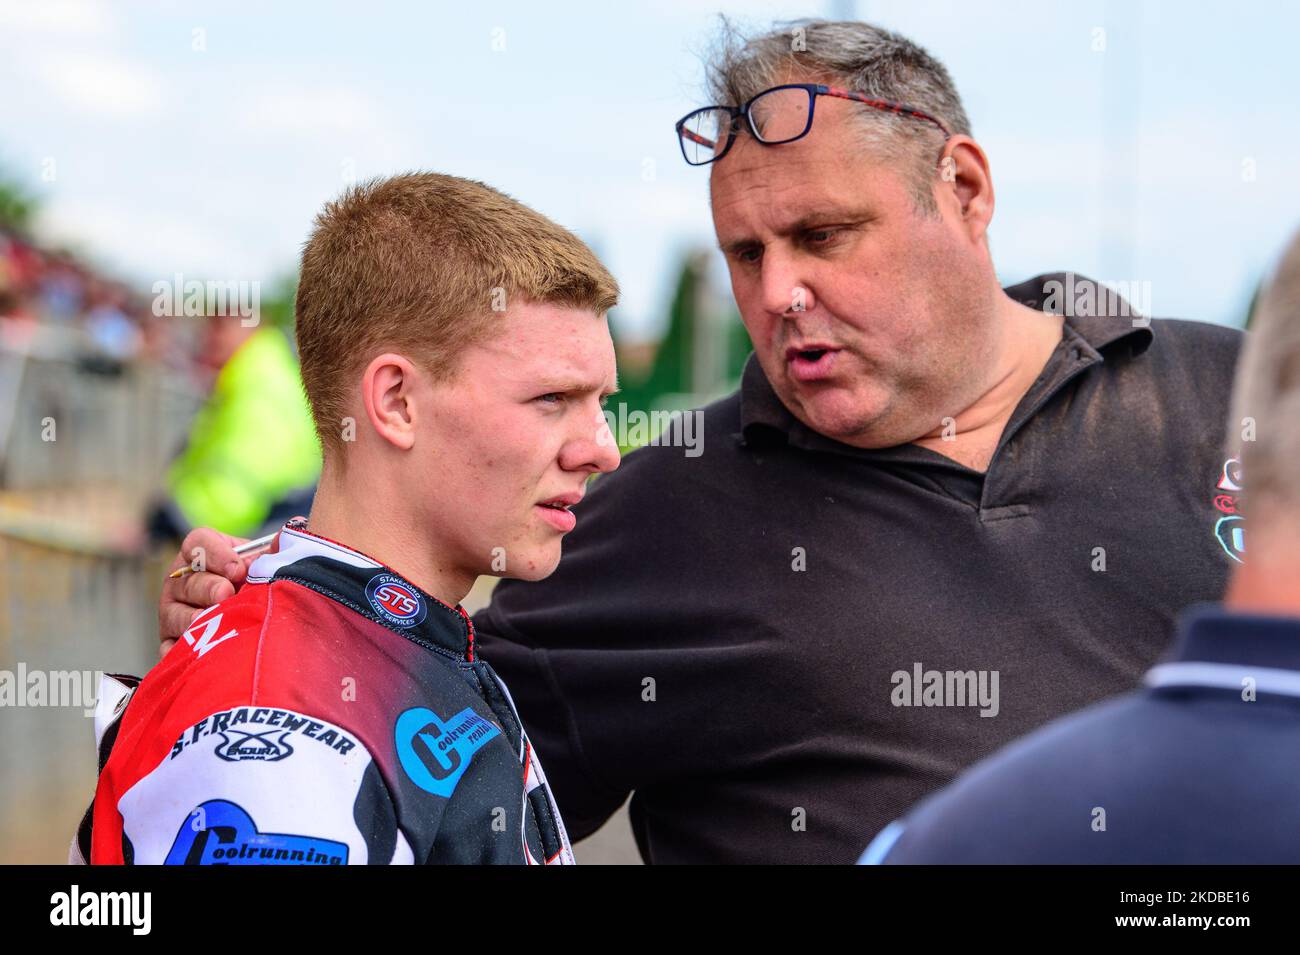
74, 520, 574, 865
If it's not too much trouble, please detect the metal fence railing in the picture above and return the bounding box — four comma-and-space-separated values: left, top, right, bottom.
0, 328, 201, 496
0, 326, 203, 862
0, 533, 166, 863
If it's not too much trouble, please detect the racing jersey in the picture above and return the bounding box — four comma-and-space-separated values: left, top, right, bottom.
73, 519, 574, 865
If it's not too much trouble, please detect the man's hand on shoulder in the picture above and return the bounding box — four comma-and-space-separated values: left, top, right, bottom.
159, 528, 253, 658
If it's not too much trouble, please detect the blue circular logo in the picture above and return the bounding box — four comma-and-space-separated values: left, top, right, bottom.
365, 574, 427, 627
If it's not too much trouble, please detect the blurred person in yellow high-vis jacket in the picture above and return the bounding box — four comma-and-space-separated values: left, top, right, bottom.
146, 317, 321, 542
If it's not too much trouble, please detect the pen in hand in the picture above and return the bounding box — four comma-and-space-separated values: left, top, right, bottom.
167, 531, 278, 579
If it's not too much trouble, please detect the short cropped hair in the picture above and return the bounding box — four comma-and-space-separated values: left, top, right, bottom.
295, 171, 619, 458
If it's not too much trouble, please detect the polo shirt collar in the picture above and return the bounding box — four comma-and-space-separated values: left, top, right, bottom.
739, 272, 1155, 447
1002, 271, 1155, 357
1144, 604, 1300, 698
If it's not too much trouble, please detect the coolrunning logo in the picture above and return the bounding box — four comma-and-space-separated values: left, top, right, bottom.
1042, 273, 1152, 327
50, 885, 151, 935
890, 663, 1000, 718
167, 800, 348, 865
0, 665, 102, 716
395, 705, 501, 798
598, 404, 704, 457
151, 273, 261, 327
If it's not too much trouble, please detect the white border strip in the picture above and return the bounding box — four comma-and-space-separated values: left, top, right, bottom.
1145, 661, 1300, 698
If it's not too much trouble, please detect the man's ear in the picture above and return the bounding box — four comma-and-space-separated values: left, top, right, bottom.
361, 353, 419, 451
936, 136, 994, 242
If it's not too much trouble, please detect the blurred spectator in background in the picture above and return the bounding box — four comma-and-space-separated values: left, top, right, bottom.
2, 216, 318, 546
144, 316, 320, 544
83, 281, 141, 368
39, 251, 86, 324
0, 230, 42, 333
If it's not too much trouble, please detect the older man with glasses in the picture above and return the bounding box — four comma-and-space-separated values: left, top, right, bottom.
158, 19, 1246, 864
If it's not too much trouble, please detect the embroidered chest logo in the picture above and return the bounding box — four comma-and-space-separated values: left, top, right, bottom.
365, 573, 427, 627
1213, 457, 1245, 563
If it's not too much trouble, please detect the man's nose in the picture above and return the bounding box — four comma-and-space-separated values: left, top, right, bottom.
588, 433, 622, 475
759, 250, 815, 318
562, 408, 622, 475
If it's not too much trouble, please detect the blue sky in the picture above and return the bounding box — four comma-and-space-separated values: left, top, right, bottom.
1, 0, 1296, 338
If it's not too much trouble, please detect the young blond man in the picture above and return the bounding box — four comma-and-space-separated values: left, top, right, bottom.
74, 172, 621, 865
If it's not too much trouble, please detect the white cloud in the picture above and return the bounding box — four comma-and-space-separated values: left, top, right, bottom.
33, 52, 165, 118
36, 198, 253, 283
243, 86, 392, 138
232, 83, 416, 172
0, 0, 114, 36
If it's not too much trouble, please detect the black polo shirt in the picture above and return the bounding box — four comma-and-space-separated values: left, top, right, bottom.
474, 273, 1245, 864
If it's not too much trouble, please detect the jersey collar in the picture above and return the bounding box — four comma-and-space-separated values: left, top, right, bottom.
247, 519, 476, 661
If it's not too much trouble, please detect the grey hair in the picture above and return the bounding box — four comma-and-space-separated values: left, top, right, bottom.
704, 18, 971, 212
1228, 229, 1300, 528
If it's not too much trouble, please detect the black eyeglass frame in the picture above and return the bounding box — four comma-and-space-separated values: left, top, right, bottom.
675, 82, 952, 166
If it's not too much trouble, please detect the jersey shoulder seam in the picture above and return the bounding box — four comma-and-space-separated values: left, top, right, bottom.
247, 580, 276, 707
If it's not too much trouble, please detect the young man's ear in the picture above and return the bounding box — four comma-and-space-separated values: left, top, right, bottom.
361, 353, 419, 450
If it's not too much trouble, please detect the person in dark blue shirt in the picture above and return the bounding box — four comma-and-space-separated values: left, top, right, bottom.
862, 228, 1300, 864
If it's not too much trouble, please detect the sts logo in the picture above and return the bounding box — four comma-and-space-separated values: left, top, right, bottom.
365, 574, 427, 627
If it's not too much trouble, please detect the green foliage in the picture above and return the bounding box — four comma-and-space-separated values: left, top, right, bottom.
258, 273, 298, 334
0, 171, 36, 232
611, 253, 753, 452
615, 256, 700, 414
